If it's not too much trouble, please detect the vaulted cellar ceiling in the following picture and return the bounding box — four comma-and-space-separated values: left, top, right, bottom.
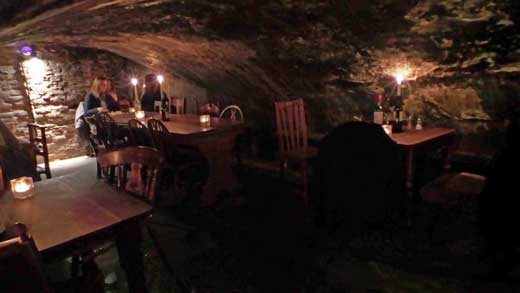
0, 0, 519, 132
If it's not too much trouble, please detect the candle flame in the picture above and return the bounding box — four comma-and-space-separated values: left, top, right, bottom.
392, 66, 412, 85
14, 182, 30, 193
131, 78, 138, 86
157, 75, 164, 84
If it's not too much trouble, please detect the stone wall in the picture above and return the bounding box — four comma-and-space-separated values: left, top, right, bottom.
1, 46, 207, 161
0, 47, 33, 140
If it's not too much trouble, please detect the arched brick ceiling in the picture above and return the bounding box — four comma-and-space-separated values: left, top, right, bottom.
0, 0, 519, 128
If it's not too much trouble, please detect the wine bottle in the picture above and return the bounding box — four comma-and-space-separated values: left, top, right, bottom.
373, 95, 384, 124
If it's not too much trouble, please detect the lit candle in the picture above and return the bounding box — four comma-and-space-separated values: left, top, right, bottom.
131, 78, 141, 110
157, 74, 165, 102
10, 177, 34, 199
199, 114, 210, 127
135, 110, 145, 119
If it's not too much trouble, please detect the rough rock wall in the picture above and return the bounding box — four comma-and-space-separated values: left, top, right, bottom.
0, 47, 33, 139
2, 45, 208, 160
0, 0, 518, 159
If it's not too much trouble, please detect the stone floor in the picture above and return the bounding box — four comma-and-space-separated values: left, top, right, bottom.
42, 156, 520, 293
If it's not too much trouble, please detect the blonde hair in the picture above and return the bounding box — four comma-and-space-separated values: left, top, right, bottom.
90, 76, 108, 97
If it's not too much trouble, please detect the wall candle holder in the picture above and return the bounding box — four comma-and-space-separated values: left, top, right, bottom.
10, 177, 34, 199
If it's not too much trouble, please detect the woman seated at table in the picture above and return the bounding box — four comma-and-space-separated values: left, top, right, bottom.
140, 73, 167, 112
84, 76, 120, 115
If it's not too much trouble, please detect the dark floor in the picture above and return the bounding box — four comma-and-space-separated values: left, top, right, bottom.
44, 155, 520, 292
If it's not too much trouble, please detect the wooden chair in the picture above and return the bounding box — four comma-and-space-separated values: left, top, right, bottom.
27, 123, 51, 180
128, 119, 152, 147
96, 147, 178, 271
96, 112, 127, 149
170, 98, 186, 114
147, 118, 209, 204
220, 105, 244, 122
275, 99, 317, 203
0, 224, 51, 293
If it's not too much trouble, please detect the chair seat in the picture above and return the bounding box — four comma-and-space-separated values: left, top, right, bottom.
282, 146, 318, 163
421, 172, 486, 206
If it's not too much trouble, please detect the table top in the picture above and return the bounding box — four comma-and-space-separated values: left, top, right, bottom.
0, 174, 152, 253
110, 112, 244, 135
390, 128, 455, 147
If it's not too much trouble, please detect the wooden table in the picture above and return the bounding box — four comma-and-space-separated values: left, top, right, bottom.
0, 173, 152, 292
111, 112, 246, 206
390, 128, 457, 197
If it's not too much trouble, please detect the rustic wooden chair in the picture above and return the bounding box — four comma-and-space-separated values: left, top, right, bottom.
219, 105, 244, 122
0, 224, 51, 293
27, 123, 52, 180
96, 146, 188, 281
170, 98, 186, 114
275, 99, 317, 203
128, 119, 152, 147
96, 112, 127, 149
147, 118, 209, 205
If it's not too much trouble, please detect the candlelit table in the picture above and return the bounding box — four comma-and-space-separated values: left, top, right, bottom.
390, 128, 457, 198
110, 112, 246, 206
0, 173, 152, 291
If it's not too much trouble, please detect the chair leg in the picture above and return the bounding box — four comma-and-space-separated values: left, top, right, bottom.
44, 159, 52, 179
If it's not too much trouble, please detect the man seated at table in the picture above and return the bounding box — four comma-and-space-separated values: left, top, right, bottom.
140, 73, 167, 112
84, 76, 120, 114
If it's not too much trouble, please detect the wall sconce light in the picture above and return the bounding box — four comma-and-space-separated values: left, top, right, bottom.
20, 46, 34, 57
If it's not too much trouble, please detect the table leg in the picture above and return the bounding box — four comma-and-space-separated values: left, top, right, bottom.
116, 219, 148, 293
405, 149, 415, 199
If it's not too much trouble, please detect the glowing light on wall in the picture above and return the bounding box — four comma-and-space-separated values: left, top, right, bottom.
23, 57, 47, 83
20, 46, 33, 56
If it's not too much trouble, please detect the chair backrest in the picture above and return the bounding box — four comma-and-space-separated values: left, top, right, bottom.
27, 124, 49, 159
220, 105, 244, 122
0, 227, 51, 293
153, 101, 162, 112
119, 99, 130, 112
27, 123, 51, 179
96, 112, 119, 149
274, 99, 308, 154
147, 119, 171, 161
171, 98, 185, 114
97, 146, 163, 203
198, 102, 220, 117
128, 119, 151, 147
